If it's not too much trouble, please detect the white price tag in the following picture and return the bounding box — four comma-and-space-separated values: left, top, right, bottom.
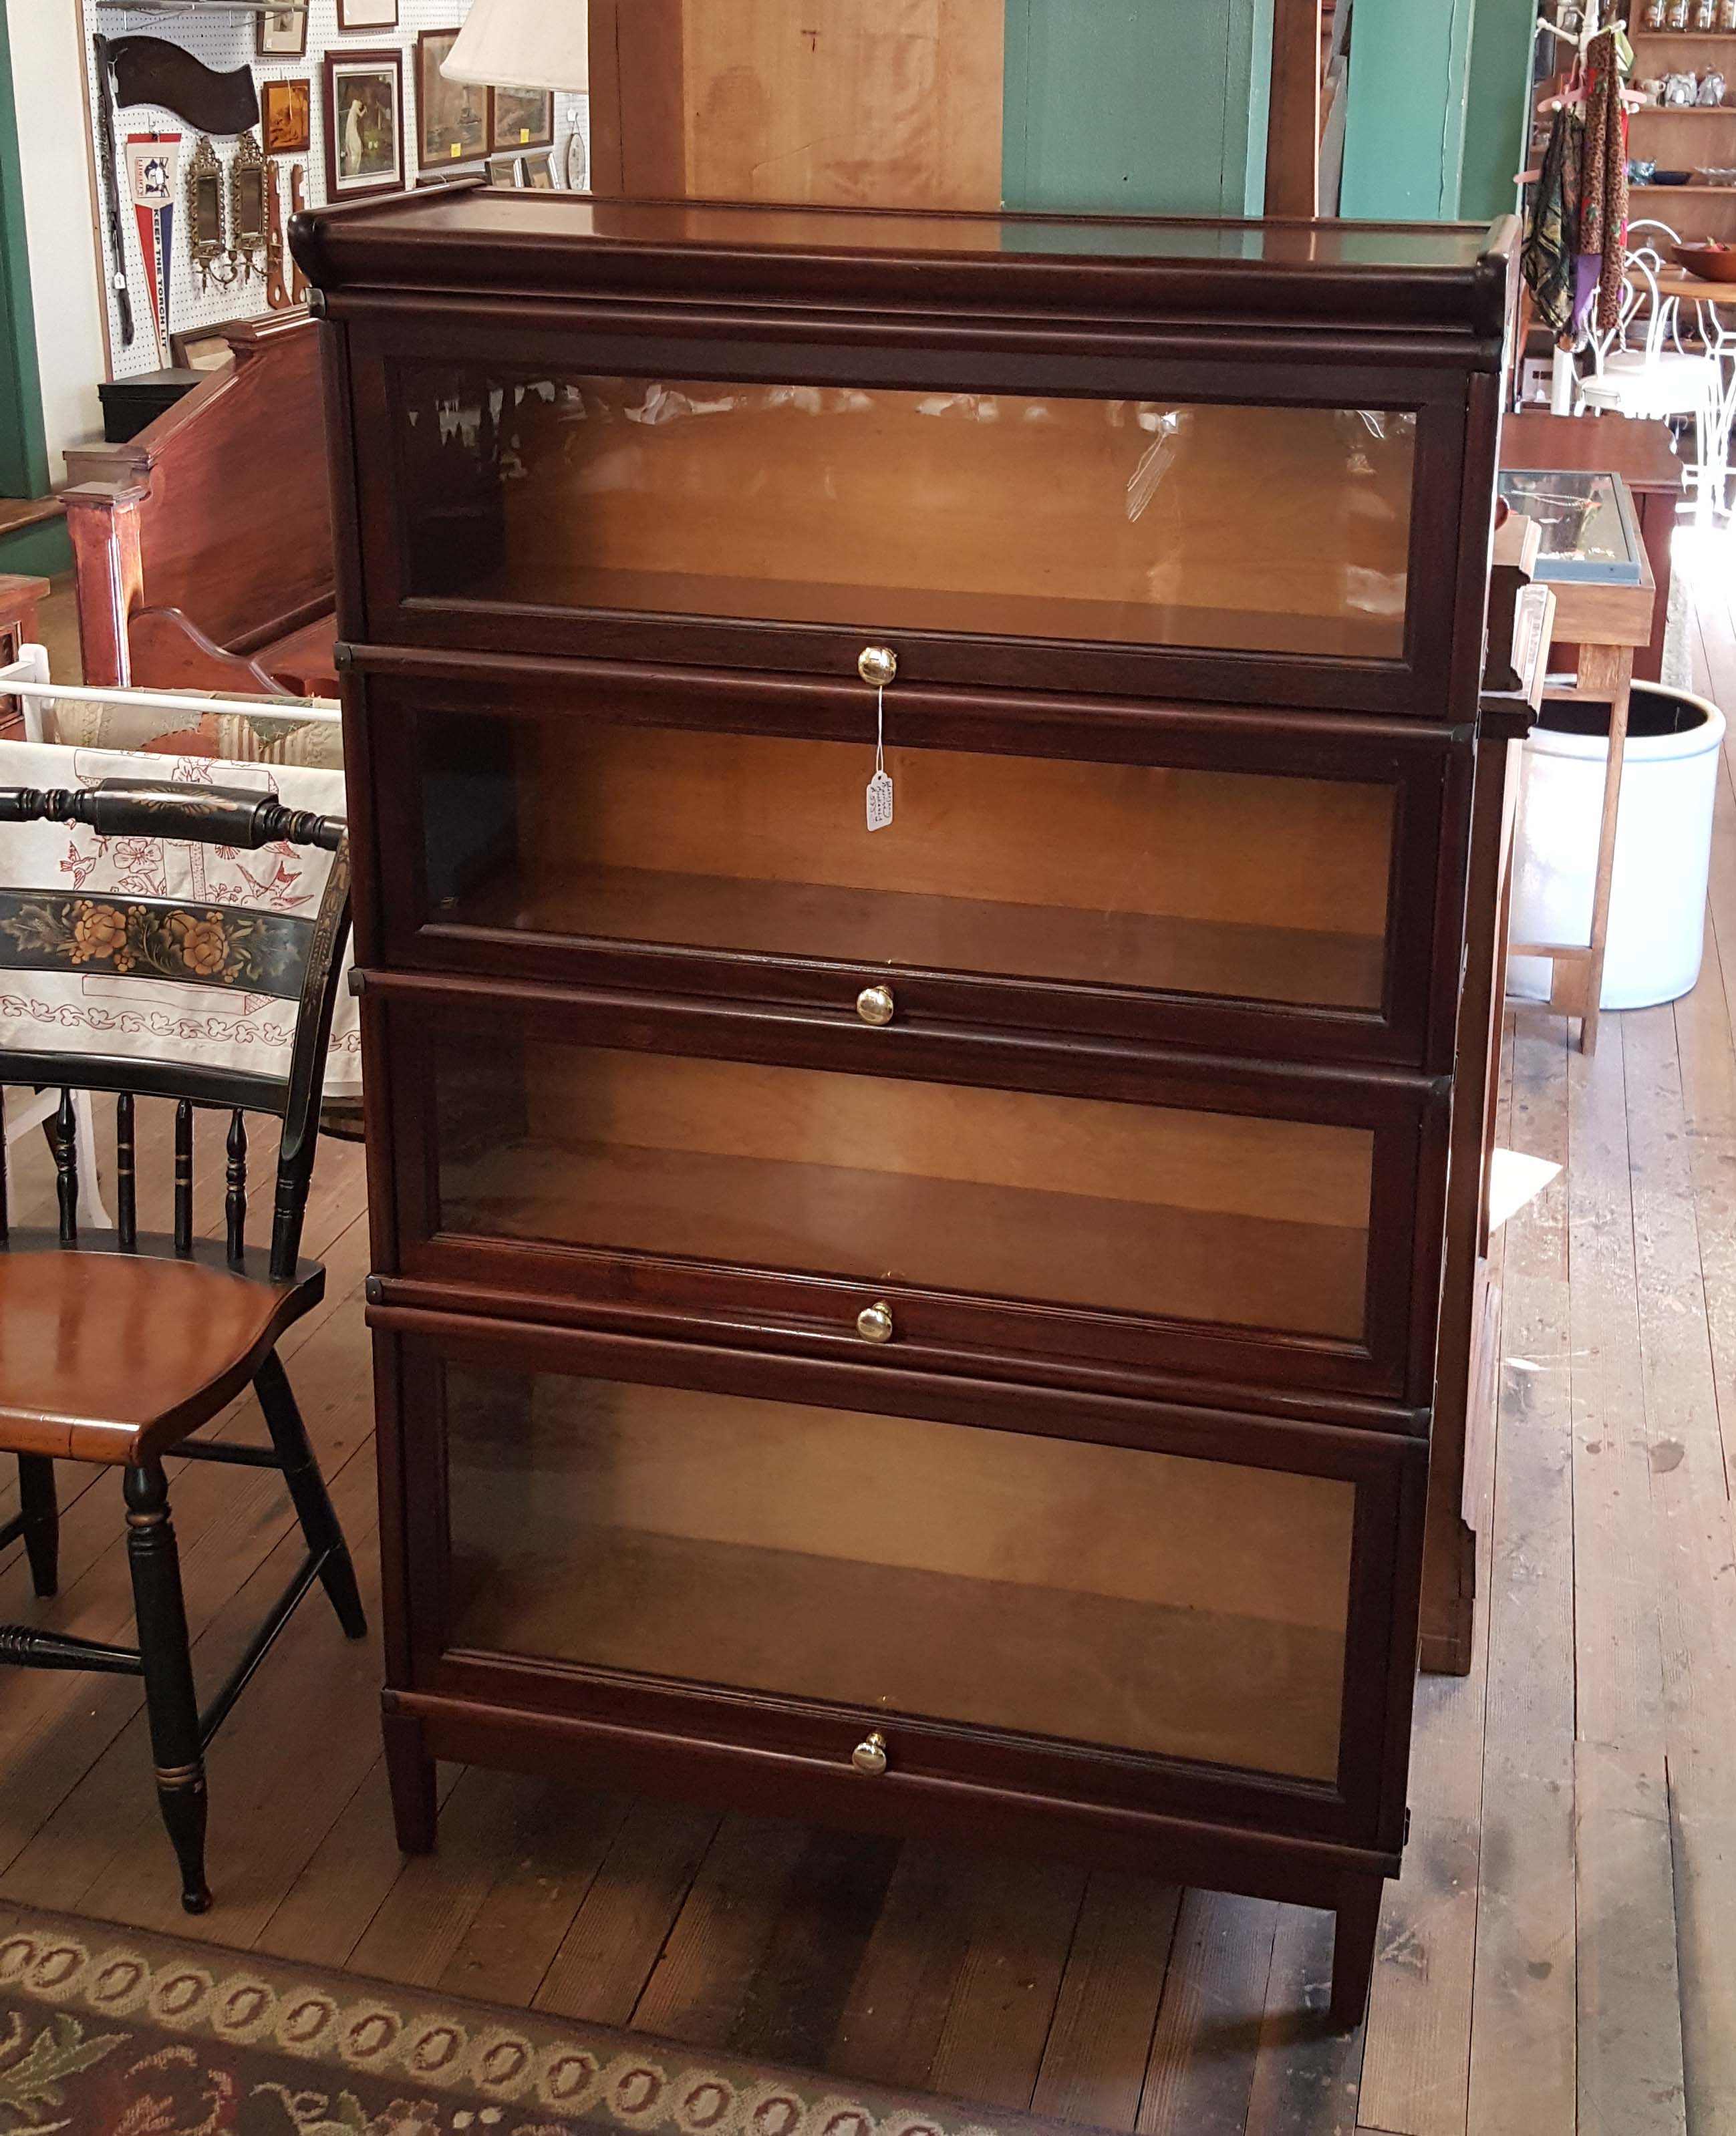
866, 681, 893, 831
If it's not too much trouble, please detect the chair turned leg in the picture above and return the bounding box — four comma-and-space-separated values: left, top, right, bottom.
16, 1456, 58, 1599
253, 1348, 367, 1641
383, 1706, 437, 1855
1330, 1873, 1385, 2031
124, 1463, 210, 1916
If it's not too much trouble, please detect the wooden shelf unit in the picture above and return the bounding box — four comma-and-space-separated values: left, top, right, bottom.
1630, 24, 1736, 239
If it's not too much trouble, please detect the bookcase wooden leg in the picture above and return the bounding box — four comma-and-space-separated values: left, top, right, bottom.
383, 1705, 437, 1855
1330, 1873, 1385, 2030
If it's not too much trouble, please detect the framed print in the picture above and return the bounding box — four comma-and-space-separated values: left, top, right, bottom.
486, 152, 522, 188
416, 29, 488, 170
524, 150, 557, 190
324, 49, 404, 201
336, 0, 400, 27
490, 86, 553, 152
256, 5, 308, 59
261, 76, 311, 155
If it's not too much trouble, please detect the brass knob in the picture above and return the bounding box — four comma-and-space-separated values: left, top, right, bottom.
857, 645, 897, 687
852, 1729, 889, 1775
856, 1301, 895, 1344
856, 983, 895, 1027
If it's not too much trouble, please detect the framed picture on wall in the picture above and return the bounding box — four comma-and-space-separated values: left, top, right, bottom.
261, 77, 312, 156
490, 86, 554, 152
256, 5, 308, 59
324, 49, 405, 200
336, 0, 400, 28
416, 29, 489, 170
524, 151, 557, 190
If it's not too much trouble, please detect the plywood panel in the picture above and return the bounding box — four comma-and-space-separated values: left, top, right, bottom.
527, 728, 1395, 941
426, 714, 1395, 1012
681, 1, 1004, 210
486, 385, 1413, 658
451, 1528, 1348, 1781
444, 1372, 1354, 1779
449, 1371, 1356, 1625
507, 1048, 1375, 1228
437, 1042, 1376, 1338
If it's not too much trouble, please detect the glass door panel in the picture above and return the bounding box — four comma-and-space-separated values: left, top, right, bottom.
432, 1036, 1375, 1342
443, 1363, 1355, 1783
394, 367, 1416, 661
419, 713, 1396, 1013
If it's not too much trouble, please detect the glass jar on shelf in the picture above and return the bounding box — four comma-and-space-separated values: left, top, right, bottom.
1669, 0, 1692, 31
1697, 0, 1718, 31
1644, 0, 1668, 25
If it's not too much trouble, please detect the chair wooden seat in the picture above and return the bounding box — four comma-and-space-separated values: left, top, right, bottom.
0, 1235, 322, 1464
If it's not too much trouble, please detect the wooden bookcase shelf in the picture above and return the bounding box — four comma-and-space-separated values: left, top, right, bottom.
291, 189, 1520, 2035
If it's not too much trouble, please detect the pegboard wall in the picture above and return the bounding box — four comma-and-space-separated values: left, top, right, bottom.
82, 1, 589, 379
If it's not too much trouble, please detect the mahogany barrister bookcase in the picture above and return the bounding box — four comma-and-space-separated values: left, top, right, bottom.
291, 192, 1522, 2028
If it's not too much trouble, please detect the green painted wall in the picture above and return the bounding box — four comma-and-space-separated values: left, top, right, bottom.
0, 518, 71, 578
0, 0, 49, 500
1340, 0, 1481, 221
1459, 0, 1536, 223
1004, 0, 1274, 218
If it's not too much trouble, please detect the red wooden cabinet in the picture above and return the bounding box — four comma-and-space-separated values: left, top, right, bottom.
294, 190, 1517, 2029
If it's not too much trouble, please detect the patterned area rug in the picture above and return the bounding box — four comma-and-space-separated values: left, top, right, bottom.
0, 1903, 1042, 2136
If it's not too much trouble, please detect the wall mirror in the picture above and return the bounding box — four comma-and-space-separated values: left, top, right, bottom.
186, 135, 231, 289
231, 130, 267, 280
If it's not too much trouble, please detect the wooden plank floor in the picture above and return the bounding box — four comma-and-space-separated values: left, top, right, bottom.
7, 544, 1736, 2131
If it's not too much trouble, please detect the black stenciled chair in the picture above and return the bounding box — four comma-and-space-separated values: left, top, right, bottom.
0, 780, 365, 1914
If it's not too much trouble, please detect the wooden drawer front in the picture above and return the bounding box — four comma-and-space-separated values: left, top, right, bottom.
378, 1314, 1426, 1847
356, 663, 1463, 1067
374, 979, 1447, 1404
345, 319, 1469, 718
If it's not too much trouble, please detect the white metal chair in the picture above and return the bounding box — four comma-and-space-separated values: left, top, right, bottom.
1652, 211, 1736, 520
1578, 229, 1724, 516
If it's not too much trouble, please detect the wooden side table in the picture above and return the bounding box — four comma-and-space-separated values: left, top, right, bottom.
0, 573, 49, 742
0, 573, 49, 668
1505, 518, 1657, 1056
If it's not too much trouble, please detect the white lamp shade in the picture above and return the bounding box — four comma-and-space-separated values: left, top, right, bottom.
441, 0, 589, 92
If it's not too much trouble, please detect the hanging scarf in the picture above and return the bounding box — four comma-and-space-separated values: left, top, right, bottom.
1579, 33, 1629, 336
1523, 102, 1584, 339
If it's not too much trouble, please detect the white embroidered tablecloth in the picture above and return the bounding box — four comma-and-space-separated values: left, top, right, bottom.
0, 741, 359, 1092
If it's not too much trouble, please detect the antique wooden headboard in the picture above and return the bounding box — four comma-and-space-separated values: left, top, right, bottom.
61, 312, 337, 696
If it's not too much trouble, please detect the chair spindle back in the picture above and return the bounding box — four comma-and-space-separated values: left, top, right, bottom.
0, 782, 349, 1282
